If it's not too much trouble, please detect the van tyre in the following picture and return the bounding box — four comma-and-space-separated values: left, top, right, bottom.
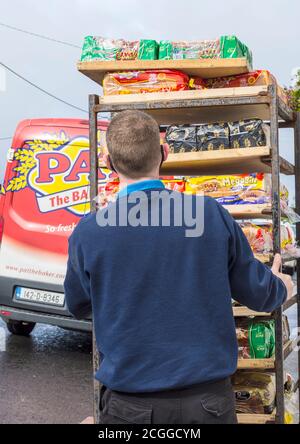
6, 320, 36, 336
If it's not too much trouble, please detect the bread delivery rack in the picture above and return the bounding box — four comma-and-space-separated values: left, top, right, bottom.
78, 57, 300, 424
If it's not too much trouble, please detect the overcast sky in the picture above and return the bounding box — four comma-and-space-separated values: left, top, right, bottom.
1, 0, 300, 195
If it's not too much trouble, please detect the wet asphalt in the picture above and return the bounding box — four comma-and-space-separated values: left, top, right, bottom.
0, 308, 298, 424
0, 319, 93, 424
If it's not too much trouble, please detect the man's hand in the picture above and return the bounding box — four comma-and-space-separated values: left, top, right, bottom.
80, 416, 94, 424
271, 254, 294, 301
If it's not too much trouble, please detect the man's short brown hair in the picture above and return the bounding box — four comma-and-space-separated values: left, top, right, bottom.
106, 110, 161, 178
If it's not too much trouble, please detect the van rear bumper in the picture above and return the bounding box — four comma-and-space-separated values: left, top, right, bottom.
0, 305, 92, 332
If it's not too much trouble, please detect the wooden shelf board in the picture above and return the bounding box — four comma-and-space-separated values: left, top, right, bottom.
169, 151, 295, 176
77, 58, 251, 84
281, 256, 297, 265
225, 204, 272, 219
237, 413, 276, 424
283, 339, 296, 360
279, 156, 295, 175
160, 146, 272, 175
119, 106, 292, 126
252, 253, 271, 263
160, 151, 293, 176
237, 357, 275, 369
96, 86, 271, 124
233, 306, 271, 317
161, 146, 294, 176
237, 341, 293, 369
283, 294, 298, 311
225, 202, 296, 219
278, 96, 295, 122
233, 291, 298, 316
99, 85, 268, 103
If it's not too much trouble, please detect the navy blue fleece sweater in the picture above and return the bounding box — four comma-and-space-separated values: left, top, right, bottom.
64, 180, 286, 392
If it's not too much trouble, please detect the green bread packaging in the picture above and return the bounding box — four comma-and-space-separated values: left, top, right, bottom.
159, 40, 173, 60
249, 320, 275, 359
80, 36, 94, 61
138, 40, 158, 60
220, 35, 253, 68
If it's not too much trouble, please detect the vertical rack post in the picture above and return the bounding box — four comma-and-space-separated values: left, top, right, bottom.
89, 94, 100, 424
270, 83, 284, 424
294, 112, 300, 423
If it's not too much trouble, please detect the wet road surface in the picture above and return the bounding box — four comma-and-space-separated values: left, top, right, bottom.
0, 307, 298, 424
0, 319, 93, 424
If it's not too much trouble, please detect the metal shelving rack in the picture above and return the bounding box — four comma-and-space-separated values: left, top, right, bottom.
80, 59, 300, 424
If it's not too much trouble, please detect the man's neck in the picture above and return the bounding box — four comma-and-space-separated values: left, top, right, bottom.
118, 175, 160, 191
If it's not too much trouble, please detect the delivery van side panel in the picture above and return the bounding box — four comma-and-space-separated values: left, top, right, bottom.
0, 119, 110, 325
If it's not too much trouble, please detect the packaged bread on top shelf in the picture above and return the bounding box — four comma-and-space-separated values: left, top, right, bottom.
80, 37, 158, 61
159, 39, 221, 60
80, 35, 252, 63
158, 35, 252, 65
102, 70, 189, 95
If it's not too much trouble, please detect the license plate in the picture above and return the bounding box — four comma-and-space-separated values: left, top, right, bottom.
15, 287, 65, 307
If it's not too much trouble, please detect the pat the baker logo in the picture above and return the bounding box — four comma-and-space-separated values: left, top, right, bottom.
28, 136, 110, 215
7, 133, 111, 216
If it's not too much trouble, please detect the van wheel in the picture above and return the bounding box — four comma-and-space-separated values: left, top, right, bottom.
6, 320, 36, 336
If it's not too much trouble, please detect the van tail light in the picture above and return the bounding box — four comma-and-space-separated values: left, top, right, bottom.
0, 310, 11, 317
0, 216, 4, 244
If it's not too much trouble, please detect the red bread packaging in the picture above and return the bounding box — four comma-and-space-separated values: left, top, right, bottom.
103, 70, 189, 95
189, 70, 272, 90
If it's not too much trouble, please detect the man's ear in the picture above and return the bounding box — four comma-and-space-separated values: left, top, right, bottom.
104, 153, 114, 171
162, 144, 169, 162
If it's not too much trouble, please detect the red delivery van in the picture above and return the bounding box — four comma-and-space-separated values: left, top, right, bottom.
0, 118, 115, 335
